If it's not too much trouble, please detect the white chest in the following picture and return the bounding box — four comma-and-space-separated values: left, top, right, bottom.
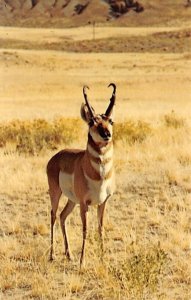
85, 174, 114, 205
86, 144, 114, 204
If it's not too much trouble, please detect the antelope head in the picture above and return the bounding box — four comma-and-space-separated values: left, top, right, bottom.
81, 83, 116, 144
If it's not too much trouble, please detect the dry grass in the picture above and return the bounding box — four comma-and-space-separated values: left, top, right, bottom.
0, 113, 191, 299
0, 25, 191, 299
0, 118, 152, 155
0, 118, 82, 155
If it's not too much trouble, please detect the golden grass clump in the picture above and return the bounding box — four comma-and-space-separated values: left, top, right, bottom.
0, 118, 82, 155
114, 120, 151, 144
109, 244, 168, 298
164, 111, 186, 129
0, 118, 153, 155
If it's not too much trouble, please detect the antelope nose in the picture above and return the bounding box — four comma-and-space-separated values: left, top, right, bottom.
104, 131, 111, 140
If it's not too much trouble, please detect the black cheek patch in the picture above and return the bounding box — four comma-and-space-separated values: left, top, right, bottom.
98, 126, 105, 138
97, 125, 110, 139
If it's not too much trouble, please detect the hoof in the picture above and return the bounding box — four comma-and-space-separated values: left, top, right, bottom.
49, 255, 55, 262
65, 252, 73, 261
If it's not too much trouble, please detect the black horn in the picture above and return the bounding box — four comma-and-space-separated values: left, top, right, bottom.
83, 85, 94, 118
105, 83, 116, 117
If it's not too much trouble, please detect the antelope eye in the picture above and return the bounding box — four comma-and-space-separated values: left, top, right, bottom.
94, 117, 100, 123
88, 119, 95, 127
109, 119, 114, 125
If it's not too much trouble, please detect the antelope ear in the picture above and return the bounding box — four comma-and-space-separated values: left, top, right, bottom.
80, 103, 92, 123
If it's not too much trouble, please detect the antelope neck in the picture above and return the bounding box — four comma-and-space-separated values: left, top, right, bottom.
87, 133, 112, 156
85, 133, 113, 181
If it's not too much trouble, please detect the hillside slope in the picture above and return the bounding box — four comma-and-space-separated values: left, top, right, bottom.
0, 0, 191, 27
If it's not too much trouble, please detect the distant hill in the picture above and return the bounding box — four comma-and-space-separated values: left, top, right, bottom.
0, 0, 191, 27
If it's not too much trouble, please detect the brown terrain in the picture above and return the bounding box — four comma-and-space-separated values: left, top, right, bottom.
0, 0, 191, 27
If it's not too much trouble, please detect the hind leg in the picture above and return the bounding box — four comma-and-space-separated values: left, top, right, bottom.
49, 182, 62, 261
60, 199, 76, 260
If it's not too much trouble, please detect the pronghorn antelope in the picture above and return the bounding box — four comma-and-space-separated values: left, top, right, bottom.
47, 83, 116, 266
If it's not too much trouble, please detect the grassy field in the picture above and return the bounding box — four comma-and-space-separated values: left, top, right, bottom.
0, 25, 191, 299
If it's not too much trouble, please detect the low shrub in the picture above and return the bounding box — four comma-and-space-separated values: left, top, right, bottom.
114, 120, 151, 144
164, 111, 186, 129
0, 118, 82, 155
109, 245, 168, 298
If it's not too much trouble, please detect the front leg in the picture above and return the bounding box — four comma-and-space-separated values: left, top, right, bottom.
97, 199, 108, 254
80, 202, 88, 267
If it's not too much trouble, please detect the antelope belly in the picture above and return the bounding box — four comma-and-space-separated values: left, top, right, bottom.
59, 171, 79, 203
